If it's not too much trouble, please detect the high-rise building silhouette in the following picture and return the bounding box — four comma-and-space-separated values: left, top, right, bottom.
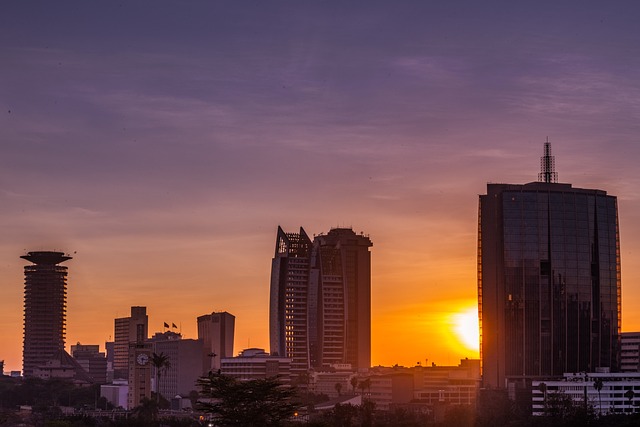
197, 311, 235, 373
21, 251, 72, 377
113, 306, 148, 380
270, 226, 373, 373
478, 142, 621, 391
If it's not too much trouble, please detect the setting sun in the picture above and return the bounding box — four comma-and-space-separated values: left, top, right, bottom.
453, 307, 480, 353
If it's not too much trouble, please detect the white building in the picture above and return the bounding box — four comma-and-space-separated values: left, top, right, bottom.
311, 364, 356, 397
101, 380, 128, 409
221, 348, 291, 383
532, 372, 640, 415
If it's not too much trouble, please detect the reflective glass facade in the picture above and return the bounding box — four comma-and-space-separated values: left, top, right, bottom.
479, 182, 621, 389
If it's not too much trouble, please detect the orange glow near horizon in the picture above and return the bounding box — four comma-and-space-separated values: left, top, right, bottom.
452, 306, 480, 354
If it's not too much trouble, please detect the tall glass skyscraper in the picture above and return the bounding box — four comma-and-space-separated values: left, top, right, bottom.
269, 226, 373, 375
478, 143, 621, 391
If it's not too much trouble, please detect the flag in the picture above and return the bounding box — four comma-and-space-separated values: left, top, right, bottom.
172, 323, 178, 328
164, 322, 169, 328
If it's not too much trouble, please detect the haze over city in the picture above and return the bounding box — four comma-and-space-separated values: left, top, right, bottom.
2, 1, 640, 375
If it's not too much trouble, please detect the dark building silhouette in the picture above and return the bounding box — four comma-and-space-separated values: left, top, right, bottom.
197, 311, 235, 373
21, 251, 72, 377
71, 343, 108, 384
270, 226, 372, 374
478, 142, 621, 392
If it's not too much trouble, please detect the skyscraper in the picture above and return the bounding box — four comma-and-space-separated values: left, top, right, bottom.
21, 251, 72, 377
197, 311, 235, 373
270, 227, 313, 373
270, 226, 373, 373
478, 142, 621, 391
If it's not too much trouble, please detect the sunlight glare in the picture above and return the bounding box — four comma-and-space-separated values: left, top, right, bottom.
453, 307, 480, 353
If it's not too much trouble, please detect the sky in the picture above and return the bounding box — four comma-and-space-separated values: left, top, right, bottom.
2, 1, 640, 373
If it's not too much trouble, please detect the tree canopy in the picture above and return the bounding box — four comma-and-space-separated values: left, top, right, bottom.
196, 373, 300, 427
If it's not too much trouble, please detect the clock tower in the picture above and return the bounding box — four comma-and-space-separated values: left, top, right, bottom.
127, 324, 152, 409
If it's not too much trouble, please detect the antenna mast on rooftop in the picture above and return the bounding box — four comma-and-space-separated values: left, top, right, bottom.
538, 137, 558, 183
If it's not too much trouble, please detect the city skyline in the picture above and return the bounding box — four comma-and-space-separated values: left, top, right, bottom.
3, 2, 640, 374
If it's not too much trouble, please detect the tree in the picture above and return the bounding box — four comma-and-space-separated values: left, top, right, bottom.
151, 352, 171, 403
335, 382, 342, 396
197, 373, 300, 427
132, 397, 159, 426
593, 377, 603, 415
625, 389, 635, 413
358, 378, 371, 398
350, 376, 358, 395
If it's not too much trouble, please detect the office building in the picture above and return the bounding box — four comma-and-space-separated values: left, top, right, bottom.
270, 227, 313, 373
197, 311, 235, 372
32, 349, 93, 384
269, 226, 373, 374
71, 343, 108, 384
412, 359, 481, 407
221, 348, 291, 383
621, 332, 640, 372
101, 380, 128, 409
365, 359, 481, 409
478, 142, 621, 392
366, 373, 414, 411
532, 372, 640, 415
150, 331, 205, 399
21, 251, 72, 377
314, 228, 373, 370
114, 306, 148, 380
105, 341, 115, 382
311, 365, 357, 398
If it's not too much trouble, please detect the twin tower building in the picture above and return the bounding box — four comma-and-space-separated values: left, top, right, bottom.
269, 227, 373, 374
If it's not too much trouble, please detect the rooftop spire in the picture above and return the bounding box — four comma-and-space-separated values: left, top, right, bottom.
538, 137, 558, 183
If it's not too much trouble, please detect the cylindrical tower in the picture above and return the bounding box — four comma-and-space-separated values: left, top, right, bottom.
21, 251, 72, 377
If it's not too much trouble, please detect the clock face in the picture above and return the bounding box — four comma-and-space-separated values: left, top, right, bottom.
137, 353, 149, 366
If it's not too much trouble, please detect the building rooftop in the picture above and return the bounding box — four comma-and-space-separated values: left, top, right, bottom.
21, 251, 72, 265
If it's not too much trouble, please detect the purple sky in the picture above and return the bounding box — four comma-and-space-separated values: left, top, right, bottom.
2, 1, 640, 372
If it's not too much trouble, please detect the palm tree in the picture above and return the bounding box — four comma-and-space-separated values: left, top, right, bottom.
350, 376, 358, 395
358, 378, 371, 399
593, 377, 603, 415
151, 352, 171, 403
334, 382, 342, 396
133, 397, 158, 425
625, 389, 635, 413
539, 382, 547, 413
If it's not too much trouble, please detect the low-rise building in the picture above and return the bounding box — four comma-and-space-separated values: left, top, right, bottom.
71, 343, 108, 384
367, 372, 414, 411
101, 380, 128, 409
532, 372, 640, 415
311, 364, 356, 398
221, 348, 291, 383
621, 332, 640, 373
413, 359, 480, 407
33, 350, 93, 384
